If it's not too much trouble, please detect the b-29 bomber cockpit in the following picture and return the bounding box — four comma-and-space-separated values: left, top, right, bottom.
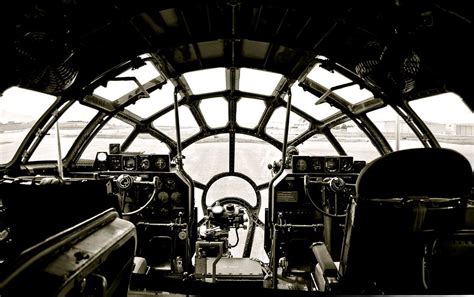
0, 0, 473, 296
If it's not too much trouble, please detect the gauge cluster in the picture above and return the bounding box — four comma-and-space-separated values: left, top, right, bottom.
292, 155, 366, 174
94, 152, 171, 172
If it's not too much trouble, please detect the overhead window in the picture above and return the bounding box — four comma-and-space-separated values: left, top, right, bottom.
183, 68, 226, 94
239, 68, 282, 96
200, 97, 228, 128
126, 81, 174, 119
290, 85, 339, 121
307, 64, 373, 104
409, 92, 474, 167
93, 59, 161, 101
0, 87, 56, 164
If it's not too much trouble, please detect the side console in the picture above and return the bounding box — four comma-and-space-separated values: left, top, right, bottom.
267, 155, 365, 279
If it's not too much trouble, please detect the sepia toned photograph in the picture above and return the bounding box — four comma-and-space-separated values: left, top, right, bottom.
1, 1, 473, 296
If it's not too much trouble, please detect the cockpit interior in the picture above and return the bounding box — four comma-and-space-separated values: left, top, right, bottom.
0, 0, 473, 295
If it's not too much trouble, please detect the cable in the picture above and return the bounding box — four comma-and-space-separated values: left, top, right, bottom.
228, 227, 240, 248
303, 175, 348, 218
122, 188, 156, 216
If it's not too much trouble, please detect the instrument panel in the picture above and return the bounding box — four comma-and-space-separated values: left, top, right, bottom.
94, 152, 171, 172
292, 155, 366, 174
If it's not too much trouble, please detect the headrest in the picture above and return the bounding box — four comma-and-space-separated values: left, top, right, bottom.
356, 148, 472, 201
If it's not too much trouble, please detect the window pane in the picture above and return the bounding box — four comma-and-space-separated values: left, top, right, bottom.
0, 87, 56, 164
125, 133, 170, 154
307, 64, 373, 104
290, 85, 339, 120
367, 106, 423, 151
200, 97, 228, 128
183, 68, 226, 94
80, 118, 134, 159
153, 106, 200, 141
266, 107, 310, 142
237, 98, 265, 128
235, 134, 280, 185
183, 134, 229, 184
331, 121, 379, 162
206, 176, 257, 207
30, 102, 98, 161
239, 68, 282, 96
126, 81, 174, 118
409, 93, 474, 167
297, 134, 338, 156
93, 60, 161, 101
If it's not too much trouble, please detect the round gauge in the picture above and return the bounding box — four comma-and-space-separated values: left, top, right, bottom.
171, 192, 182, 204
325, 158, 339, 173
295, 159, 307, 172
139, 158, 151, 170
123, 156, 136, 171
165, 178, 176, 190
97, 152, 107, 162
341, 160, 353, 172
158, 191, 169, 203
312, 158, 323, 171
155, 157, 167, 170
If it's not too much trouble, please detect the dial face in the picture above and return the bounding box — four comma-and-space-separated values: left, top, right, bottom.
165, 178, 176, 190
295, 159, 307, 172
340, 159, 353, 172
171, 192, 182, 204
122, 156, 136, 171
311, 158, 323, 172
325, 157, 339, 173
157, 191, 169, 203
155, 157, 167, 170
96, 152, 107, 162
139, 158, 151, 170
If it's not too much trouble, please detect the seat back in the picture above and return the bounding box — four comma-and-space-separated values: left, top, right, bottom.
339, 148, 472, 294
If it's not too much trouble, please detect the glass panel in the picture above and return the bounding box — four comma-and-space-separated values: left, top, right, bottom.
206, 176, 257, 207
331, 121, 380, 162
200, 97, 228, 128
93, 60, 161, 101
307, 64, 373, 104
30, 102, 98, 161
266, 107, 310, 142
0, 87, 56, 164
237, 98, 266, 128
239, 68, 282, 96
81, 118, 134, 159
183, 68, 226, 94
296, 134, 338, 156
125, 134, 170, 154
409, 93, 474, 167
183, 134, 229, 184
126, 81, 174, 118
367, 106, 423, 151
235, 134, 280, 185
290, 85, 339, 120
153, 106, 200, 141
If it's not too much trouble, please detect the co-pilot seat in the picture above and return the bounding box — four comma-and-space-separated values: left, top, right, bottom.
312, 148, 472, 294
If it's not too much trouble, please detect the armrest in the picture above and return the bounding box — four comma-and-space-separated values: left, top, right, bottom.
311, 242, 339, 292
